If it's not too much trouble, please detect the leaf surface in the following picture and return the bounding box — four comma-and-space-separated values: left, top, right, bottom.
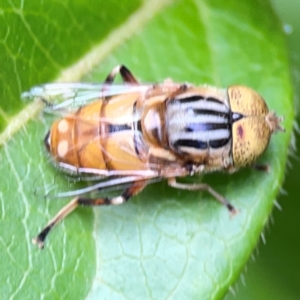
0, 0, 293, 299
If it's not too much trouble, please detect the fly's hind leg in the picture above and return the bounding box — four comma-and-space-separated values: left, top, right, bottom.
168, 178, 237, 214
33, 180, 148, 249
104, 65, 139, 84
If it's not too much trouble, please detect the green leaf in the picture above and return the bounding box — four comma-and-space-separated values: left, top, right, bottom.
0, 0, 293, 299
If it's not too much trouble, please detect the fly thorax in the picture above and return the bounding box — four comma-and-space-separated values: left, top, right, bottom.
166, 92, 236, 168
142, 105, 166, 148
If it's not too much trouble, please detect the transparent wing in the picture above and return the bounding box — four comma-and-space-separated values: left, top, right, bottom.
34, 165, 162, 200
22, 83, 151, 111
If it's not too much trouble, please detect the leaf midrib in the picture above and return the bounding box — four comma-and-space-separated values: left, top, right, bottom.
0, 0, 173, 147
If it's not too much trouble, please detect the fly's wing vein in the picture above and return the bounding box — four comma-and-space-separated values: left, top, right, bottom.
22, 84, 151, 110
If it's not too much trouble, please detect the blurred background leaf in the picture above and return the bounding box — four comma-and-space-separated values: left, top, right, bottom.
0, 0, 294, 299
226, 0, 300, 299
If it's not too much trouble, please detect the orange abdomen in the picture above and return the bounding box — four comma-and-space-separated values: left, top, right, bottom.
46, 93, 150, 172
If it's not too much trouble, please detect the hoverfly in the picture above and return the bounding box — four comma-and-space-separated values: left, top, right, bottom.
22, 65, 284, 249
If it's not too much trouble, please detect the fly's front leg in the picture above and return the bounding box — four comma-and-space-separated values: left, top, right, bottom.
33, 180, 148, 249
252, 164, 269, 172
104, 65, 139, 84
168, 178, 237, 214
166, 84, 189, 100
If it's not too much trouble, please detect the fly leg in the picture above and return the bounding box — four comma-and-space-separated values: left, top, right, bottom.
252, 164, 269, 172
33, 180, 148, 249
168, 178, 237, 214
166, 83, 189, 99
104, 65, 139, 84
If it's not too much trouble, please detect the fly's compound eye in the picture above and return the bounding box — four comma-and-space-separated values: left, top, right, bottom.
228, 85, 284, 167
44, 131, 51, 153
232, 116, 272, 166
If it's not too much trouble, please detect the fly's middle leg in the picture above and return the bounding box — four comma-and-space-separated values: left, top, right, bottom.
104, 65, 139, 84
33, 180, 148, 249
168, 177, 237, 214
